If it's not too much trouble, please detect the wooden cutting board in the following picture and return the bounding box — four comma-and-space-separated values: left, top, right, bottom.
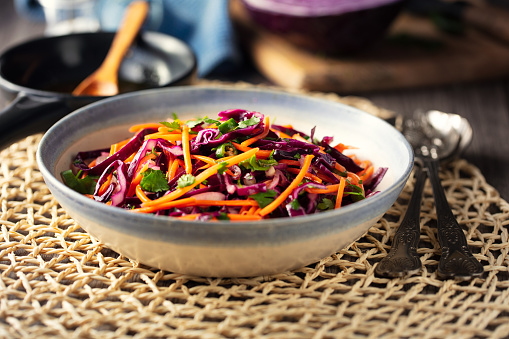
230, 0, 509, 93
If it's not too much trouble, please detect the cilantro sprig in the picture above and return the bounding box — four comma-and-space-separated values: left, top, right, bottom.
140, 168, 169, 193
61, 170, 98, 195
177, 174, 196, 188
249, 190, 277, 208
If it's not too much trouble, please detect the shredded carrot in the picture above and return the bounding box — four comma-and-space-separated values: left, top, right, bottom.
270, 128, 292, 139
191, 154, 216, 165
129, 123, 165, 133
227, 214, 262, 221
125, 152, 138, 164
239, 205, 250, 215
175, 214, 201, 220
190, 200, 258, 207
333, 143, 357, 153
291, 134, 310, 143
258, 154, 314, 216
131, 198, 197, 214
191, 154, 234, 175
359, 164, 374, 182
181, 125, 192, 174
141, 148, 259, 207
109, 137, 132, 156
305, 184, 340, 194
168, 158, 180, 180
287, 167, 322, 184
137, 153, 156, 170
247, 205, 258, 215
335, 177, 347, 209
346, 172, 364, 195
69, 112, 382, 221
241, 116, 270, 147
142, 198, 260, 211
145, 133, 183, 142
174, 213, 262, 221
347, 172, 362, 185
231, 142, 272, 158
127, 162, 150, 196
81, 159, 97, 178
334, 162, 347, 173
97, 173, 113, 196
135, 184, 151, 203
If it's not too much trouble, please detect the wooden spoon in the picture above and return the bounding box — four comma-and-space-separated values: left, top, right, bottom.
72, 1, 149, 96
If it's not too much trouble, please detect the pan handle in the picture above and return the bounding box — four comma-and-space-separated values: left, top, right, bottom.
0, 92, 69, 150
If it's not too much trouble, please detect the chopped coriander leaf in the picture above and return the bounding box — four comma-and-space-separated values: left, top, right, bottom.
217, 162, 229, 174
344, 183, 365, 202
289, 199, 301, 210
238, 116, 261, 129
317, 198, 334, 210
186, 116, 220, 128
177, 174, 196, 188
218, 118, 238, 134
171, 112, 179, 120
249, 190, 277, 208
216, 212, 230, 220
160, 121, 181, 131
333, 168, 348, 177
140, 168, 169, 193
61, 170, 98, 195
240, 155, 278, 171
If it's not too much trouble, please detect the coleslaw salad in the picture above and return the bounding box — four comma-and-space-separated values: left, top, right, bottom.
61, 109, 387, 221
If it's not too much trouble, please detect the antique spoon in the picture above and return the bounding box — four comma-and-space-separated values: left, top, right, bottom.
376, 110, 483, 280
72, 1, 149, 96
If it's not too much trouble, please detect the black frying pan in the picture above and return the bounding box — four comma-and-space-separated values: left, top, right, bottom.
0, 31, 197, 149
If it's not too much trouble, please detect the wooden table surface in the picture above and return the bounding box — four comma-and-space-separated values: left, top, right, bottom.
1, 0, 508, 200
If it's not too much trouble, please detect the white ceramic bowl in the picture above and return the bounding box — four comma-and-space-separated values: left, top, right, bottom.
37, 86, 413, 277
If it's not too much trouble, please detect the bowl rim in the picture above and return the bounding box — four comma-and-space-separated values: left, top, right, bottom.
36, 86, 414, 234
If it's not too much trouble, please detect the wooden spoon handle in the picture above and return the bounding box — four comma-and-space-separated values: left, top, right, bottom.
100, 1, 149, 74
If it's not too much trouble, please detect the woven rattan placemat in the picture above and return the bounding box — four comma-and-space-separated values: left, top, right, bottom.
1, 85, 509, 338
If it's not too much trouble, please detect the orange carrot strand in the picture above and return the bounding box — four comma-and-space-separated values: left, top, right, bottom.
335, 177, 347, 209
241, 116, 270, 147
305, 184, 340, 194
182, 125, 192, 174
129, 123, 165, 133
141, 148, 259, 207
135, 184, 151, 203
259, 154, 314, 216
286, 167, 322, 184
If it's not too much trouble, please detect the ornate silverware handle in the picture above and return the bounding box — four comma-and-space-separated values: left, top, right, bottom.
424, 158, 484, 280
376, 165, 426, 277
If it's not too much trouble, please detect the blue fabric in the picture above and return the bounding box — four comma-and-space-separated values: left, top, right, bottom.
14, 0, 240, 76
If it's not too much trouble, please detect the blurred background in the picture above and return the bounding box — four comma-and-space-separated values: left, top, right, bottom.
2, 0, 509, 199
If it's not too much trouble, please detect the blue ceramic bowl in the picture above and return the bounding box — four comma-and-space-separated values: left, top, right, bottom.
37, 86, 413, 277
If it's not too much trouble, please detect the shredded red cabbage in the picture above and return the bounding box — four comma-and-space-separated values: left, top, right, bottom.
63, 109, 387, 221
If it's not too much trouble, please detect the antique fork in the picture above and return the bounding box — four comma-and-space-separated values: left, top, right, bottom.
376, 111, 483, 280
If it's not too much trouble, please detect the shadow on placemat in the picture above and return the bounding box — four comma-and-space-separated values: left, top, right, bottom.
1, 90, 509, 338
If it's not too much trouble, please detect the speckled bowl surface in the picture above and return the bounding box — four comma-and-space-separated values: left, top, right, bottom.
37, 86, 413, 277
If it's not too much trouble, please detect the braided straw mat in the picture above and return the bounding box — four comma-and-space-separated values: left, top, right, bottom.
1, 84, 509, 339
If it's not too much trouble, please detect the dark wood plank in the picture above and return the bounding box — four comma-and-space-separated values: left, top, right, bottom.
364, 81, 509, 200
